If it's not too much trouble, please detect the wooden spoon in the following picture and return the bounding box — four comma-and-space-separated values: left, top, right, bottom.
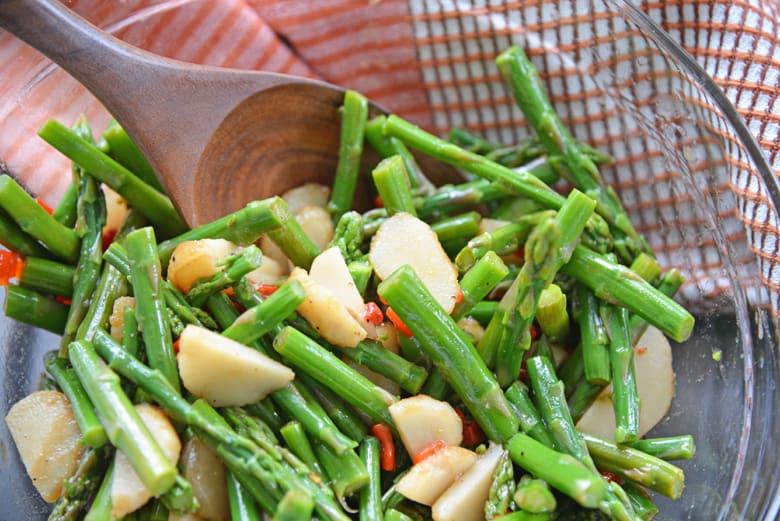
0, 0, 407, 226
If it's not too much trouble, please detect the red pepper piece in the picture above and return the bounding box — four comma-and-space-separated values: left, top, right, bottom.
256, 284, 279, 298
371, 423, 396, 471
35, 197, 54, 215
412, 440, 448, 464
386, 307, 413, 338
0, 251, 24, 286
363, 302, 384, 326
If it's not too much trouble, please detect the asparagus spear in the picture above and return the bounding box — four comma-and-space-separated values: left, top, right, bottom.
92, 329, 351, 521
156, 198, 286, 266
536, 283, 570, 343
419, 366, 450, 400
334, 339, 428, 395
561, 246, 694, 343
0, 175, 80, 262
377, 264, 519, 442
185, 245, 263, 307
0, 210, 51, 258
381, 115, 565, 210
414, 177, 511, 220
628, 435, 696, 460
384, 509, 414, 521
329, 211, 364, 263
222, 279, 306, 344
266, 198, 321, 270
83, 457, 114, 521
485, 448, 516, 519
494, 189, 595, 387
46, 355, 108, 448
359, 437, 385, 521
125, 227, 179, 390
70, 208, 143, 344
61, 118, 107, 349
527, 356, 638, 520
280, 421, 325, 477
328, 90, 369, 220
296, 371, 369, 443
455, 211, 551, 272
496, 46, 648, 260
491, 511, 550, 521
18, 257, 75, 297
568, 378, 607, 423
514, 475, 557, 513
163, 281, 218, 330
101, 120, 166, 194
448, 126, 612, 170
507, 432, 606, 509
311, 439, 369, 501
273, 327, 396, 427
581, 433, 685, 499
559, 343, 584, 398
52, 180, 79, 227
629, 269, 685, 345
504, 381, 555, 448
431, 211, 481, 247
452, 251, 509, 321
75, 263, 128, 343
47, 447, 109, 521
372, 155, 417, 216
38, 120, 187, 237
467, 300, 499, 326
573, 285, 611, 385
601, 303, 640, 443
273, 489, 314, 521
212, 288, 360, 455
69, 340, 178, 496
365, 115, 434, 193
4, 285, 69, 333
623, 483, 658, 521
348, 257, 373, 295
227, 470, 263, 521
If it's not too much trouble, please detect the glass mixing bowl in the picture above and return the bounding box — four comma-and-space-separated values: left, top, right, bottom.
1, 1, 779, 520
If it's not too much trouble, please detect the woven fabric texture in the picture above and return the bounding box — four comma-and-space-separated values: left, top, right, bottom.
0, 0, 778, 313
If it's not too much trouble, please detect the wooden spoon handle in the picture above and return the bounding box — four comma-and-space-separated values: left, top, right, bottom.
0, 0, 166, 110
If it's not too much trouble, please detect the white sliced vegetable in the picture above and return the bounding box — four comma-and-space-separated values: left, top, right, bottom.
551, 342, 568, 368
102, 186, 129, 237
282, 182, 330, 214
395, 445, 478, 506
109, 296, 136, 342
245, 255, 285, 286
576, 326, 674, 440
167, 239, 240, 293
180, 436, 230, 521
432, 443, 505, 521
309, 246, 365, 317
479, 218, 510, 235
457, 316, 485, 344
389, 395, 463, 458
111, 404, 181, 518
375, 323, 400, 354
260, 235, 291, 272
177, 325, 295, 407
296, 205, 334, 251
5, 390, 84, 502
369, 212, 460, 314
288, 267, 367, 348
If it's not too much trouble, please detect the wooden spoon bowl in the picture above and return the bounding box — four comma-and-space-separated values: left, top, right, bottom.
0, 0, 413, 226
